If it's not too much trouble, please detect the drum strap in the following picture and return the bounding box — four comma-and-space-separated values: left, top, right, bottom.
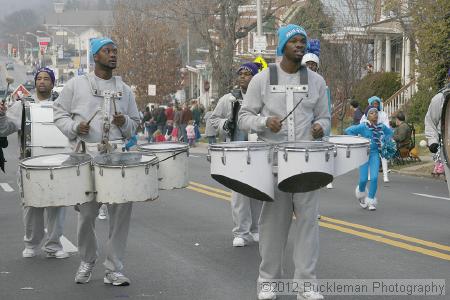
268, 63, 308, 86
268, 63, 309, 141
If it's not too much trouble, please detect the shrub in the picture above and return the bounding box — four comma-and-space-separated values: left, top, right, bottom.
352, 72, 402, 109
406, 88, 435, 132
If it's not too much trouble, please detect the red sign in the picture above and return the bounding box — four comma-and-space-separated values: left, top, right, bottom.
11, 85, 31, 100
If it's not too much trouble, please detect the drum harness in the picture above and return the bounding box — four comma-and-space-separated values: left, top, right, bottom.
76, 73, 125, 154
268, 63, 308, 142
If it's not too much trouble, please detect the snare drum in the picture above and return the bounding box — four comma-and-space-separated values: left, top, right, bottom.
324, 135, 370, 177
208, 142, 274, 202
21, 102, 72, 158
277, 141, 335, 193
19, 153, 93, 207
93, 152, 159, 204
138, 142, 189, 190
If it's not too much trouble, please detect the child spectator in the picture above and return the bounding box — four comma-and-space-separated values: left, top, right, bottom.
186, 120, 196, 147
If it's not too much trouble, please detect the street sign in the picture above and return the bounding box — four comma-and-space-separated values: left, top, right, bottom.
37, 37, 51, 44
148, 84, 156, 96
11, 85, 31, 100
253, 35, 267, 52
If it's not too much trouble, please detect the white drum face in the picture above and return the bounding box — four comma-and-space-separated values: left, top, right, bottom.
94, 153, 159, 204
209, 144, 274, 202
138, 143, 189, 190
277, 145, 334, 193
139, 142, 188, 152
326, 135, 370, 146
19, 153, 94, 207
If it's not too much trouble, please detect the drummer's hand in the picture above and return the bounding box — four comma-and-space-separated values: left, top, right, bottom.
77, 122, 90, 135
311, 123, 324, 139
112, 113, 126, 127
266, 117, 282, 133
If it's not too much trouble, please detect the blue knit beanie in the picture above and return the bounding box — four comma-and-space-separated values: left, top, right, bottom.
365, 105, 378, 117
276, 24, 308, 56
368, 96, 382, 110
237, 62, 260, 76
90, 37, 115, 56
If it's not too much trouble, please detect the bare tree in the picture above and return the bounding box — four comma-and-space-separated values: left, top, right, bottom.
111, 0, 182, 109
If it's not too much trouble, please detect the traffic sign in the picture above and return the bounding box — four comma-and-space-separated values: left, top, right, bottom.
148, 84, 156, 96
11, 85, 31, 100
253, 35, 267, 52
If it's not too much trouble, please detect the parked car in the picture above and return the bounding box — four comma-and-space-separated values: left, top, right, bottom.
23, 80, 35, 91
5, 63, 14, 70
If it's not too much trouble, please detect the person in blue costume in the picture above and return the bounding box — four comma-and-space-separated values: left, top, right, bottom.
345, 106, 393, 211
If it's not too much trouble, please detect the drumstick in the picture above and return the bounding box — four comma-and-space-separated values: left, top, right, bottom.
112, 98, 118, 115
87, 110, 100, 125
280, 98, 304, 123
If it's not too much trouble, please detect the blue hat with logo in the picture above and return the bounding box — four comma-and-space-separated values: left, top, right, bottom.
237, 62, 260, 76
90, 37, 115, 56
276, 24, 308, 56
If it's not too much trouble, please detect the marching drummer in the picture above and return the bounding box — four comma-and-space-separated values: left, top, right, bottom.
210, 62, 262, 247
0, 68, 70, 259
238, 24, 330, 300
54, 37, 140, 286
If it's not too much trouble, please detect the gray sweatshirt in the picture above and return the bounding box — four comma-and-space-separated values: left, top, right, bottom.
425, 90, 446, 145
53, 73, 140, 145
238, 63, 330, 143
0, 94, 51, 137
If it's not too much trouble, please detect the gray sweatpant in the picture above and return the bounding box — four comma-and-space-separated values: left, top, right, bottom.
23, 206, 66, 253
77, 200, 132, 272
231, 192, 262, 241
258, 182, 319, 281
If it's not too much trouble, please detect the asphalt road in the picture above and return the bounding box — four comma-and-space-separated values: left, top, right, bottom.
0, 136, 449, 300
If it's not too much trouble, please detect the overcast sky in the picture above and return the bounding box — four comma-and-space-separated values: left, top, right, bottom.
0, 0, 52, 18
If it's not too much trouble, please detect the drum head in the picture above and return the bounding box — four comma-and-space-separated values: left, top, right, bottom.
278, 141, 334, 151
138, 142, 189, 152
93, 152, 156, 167
209, 141, 271, 151
278, 172, 333, 193
211, 174, 274, 202
20, 153, 91, 168
325, 135, 370, 146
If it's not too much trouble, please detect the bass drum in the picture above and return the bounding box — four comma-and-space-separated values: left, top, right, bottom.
440, 87, 450, 169
21, 101, 72, 158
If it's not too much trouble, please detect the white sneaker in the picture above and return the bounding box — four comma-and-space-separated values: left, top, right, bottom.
383, 175, 389, 182
355, 186, 367, 208
232, 237, 246, 247
366, 197, 377, 211
22, 248, 36, 258
258, 290, 277, 300
297, 291, 324, 300
250, 232, 259, 242
98, 205, 108, 220
326, 183, 333, 189
46, 250, 70, 259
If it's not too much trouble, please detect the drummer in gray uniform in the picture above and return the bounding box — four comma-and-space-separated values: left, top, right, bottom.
0, 68, 69, 259
238, 24, 330, 300
210, 62, 262, 247
54, 38, 140, 286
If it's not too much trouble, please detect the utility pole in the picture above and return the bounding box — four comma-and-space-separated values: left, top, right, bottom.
256, 0, 262, 37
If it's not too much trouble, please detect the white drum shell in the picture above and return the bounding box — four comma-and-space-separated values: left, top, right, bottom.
277, 145, 334, 193
138, 143, 189, 190
20, 163, 94, 207
94, 162, 159, 204
325, 136, 370, 177
209, 144, 274, 202
25, 103, 72, 157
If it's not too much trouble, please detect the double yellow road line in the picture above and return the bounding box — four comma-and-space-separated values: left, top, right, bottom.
187, 181, 450, 261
